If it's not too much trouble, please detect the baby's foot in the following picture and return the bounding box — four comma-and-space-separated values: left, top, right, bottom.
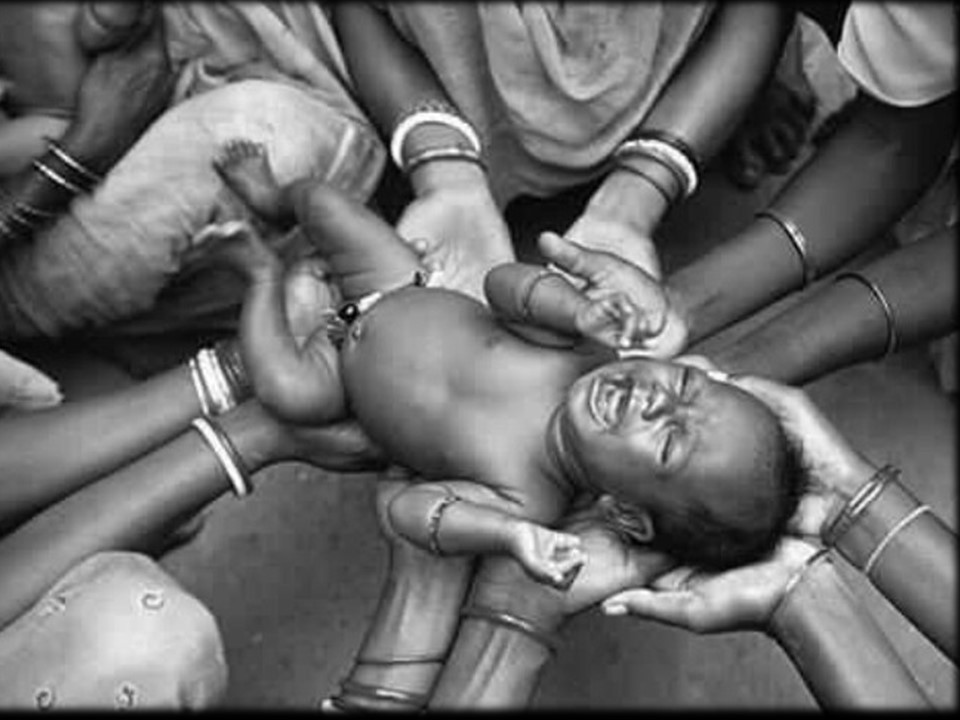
512, 522, 587, 589
213, 139, 285, 222
76, 1, 151, 53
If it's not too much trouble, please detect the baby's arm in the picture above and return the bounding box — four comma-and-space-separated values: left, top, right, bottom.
386, 479, 585, 588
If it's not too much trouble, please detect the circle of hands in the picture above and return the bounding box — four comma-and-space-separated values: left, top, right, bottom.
218, 184, 870, 638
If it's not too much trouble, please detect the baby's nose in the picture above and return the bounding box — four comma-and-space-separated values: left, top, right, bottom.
641, 383, 675, 419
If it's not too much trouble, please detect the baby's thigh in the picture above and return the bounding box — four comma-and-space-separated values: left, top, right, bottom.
0, 552, 226, 710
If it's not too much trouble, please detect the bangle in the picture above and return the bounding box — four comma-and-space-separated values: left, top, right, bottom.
755, 209, 817, 289
862, 504, 932, 578
189, 347, 244, 416
632, 129, 703, 176
190, 417, 253, 498
32, 158, 87, 195
613, 159, 677, 208
390, 100, 482, 170
426, 488, 461, 556
460, 603, 560, 655
614, 137, 698, 198
213, 340, 252, 403
834, 272, 899, 358
402, 145, 485, 176
770, 547, 831, 620
45, 137, 104, 186
822, 465, 898, 548
331, 679, 428, 711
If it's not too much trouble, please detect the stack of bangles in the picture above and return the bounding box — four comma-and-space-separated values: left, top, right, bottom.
187, 340, 255, 498
390, 99, 485, 177
0, 137, 103, 244
612, 129, 702, 209
821, 464, 932, 579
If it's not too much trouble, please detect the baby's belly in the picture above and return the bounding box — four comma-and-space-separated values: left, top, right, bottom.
340, 287, 505, 476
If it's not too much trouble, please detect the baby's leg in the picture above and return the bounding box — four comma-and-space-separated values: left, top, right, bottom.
288, 181, 424, 301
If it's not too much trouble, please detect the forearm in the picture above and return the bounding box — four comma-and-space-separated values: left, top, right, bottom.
769, 553, 929, 709
0, 363, 203, 529
669, 93, 958, 345
333, 544, 474, 711
0, 401, 284, 629
642, 2, 790, 169
829, 468, 956, 661
703, 228, 957, 385
389, 485, 519, 558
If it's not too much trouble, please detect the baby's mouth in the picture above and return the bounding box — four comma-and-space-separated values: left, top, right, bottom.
589, 374, 636, 428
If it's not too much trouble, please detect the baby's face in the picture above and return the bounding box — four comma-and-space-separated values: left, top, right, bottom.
558, 358, 782, 520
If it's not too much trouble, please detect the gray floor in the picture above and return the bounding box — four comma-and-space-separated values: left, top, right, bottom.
41, 161, 957, 709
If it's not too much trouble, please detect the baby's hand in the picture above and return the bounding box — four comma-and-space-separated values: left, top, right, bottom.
510, 521, 587, 589
539, 232, 688, 358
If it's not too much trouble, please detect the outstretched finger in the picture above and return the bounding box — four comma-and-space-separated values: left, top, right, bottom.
538, 231, 612, 283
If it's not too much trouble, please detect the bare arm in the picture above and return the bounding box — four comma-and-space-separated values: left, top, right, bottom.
769, 553, 930, 708
567, 3, 791, 273
0, 363, 202, 532
0, 401, 281, 628
387, 480, 583, 588
704, 227, 957, 385
668, 91, 958, 345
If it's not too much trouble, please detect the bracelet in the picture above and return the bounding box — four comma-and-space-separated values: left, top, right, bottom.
518, 268, 560, 320
632, 129, 703, 176
460, 603, 560, 655
213, 340, 253, 402
426, 488, 461, 556
355, 652, 447, 666
614, 137, 698, 198
613, 158, 677, 208
821, 465, 899, 548
189, 347, 245, 416
402, 145, 486, 176
332, 678, 428, 711
390, 100, 482, 170
45, 137, 104, 186
755, 209, 817, 289
770, 547, 832, 620
862, 504, 932, 578
32, 158, 87, 195
190, 417, 253, 498
834, 272, 899, 358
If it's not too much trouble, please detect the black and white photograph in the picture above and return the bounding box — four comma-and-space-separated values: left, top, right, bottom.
0, 1, 955, 710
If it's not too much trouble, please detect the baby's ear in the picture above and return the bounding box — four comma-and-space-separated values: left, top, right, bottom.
598, 494, 656, 544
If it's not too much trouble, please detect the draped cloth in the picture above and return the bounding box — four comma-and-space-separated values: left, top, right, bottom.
385, 2, 714, 204
0, 3, 385, 339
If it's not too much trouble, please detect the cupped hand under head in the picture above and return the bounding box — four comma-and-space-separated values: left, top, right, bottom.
601, 536, 820, 633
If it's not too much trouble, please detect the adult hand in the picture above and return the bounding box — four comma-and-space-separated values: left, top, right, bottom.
276, 414, 388, 473
61, 8, 174, 174
563, 212, 662, 282
469, 496, 673, 630
396, 173, 514, 303
728, 375, 877, 539
539, 231, 688, 358
601, 537, 819, 633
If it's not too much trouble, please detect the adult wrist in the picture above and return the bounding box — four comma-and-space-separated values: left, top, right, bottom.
217, 401, 287, 473
408, 152, 489, 196
588, 168, 669, 237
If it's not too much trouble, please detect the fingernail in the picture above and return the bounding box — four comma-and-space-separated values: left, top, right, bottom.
602, 604, 626, 616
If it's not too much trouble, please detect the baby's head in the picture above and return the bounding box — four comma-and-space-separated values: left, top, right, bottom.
553, 357, 802, 570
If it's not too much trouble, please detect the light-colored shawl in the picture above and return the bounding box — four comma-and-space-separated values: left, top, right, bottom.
387, 2, 714, 203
